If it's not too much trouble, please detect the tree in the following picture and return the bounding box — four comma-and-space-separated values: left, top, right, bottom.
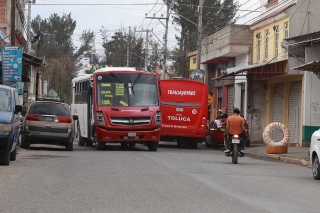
164, 0, 238, 77
30, 13, 77, 104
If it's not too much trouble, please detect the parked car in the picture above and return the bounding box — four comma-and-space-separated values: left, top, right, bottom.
205, 117, 250, 148
0, 85, 22, 165
21, 100, 75, 151
310, 129, 320, 180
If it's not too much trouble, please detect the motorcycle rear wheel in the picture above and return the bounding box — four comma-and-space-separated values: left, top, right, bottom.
232, 143, 238, 164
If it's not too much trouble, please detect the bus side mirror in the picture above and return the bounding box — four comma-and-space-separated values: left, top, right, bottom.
15, 105, 23, 114
72, 115, 79, 121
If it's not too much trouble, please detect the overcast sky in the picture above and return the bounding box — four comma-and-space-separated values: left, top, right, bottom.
30, 0, 260, 56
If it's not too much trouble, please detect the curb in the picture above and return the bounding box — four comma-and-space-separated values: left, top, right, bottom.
264, 154, 312, 167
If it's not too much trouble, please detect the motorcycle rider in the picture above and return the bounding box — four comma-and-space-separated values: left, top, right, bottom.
224, 108, 247, 154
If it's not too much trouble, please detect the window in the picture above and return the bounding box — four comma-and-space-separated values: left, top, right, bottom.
0, 88, 11, 111
265, 30, 269, 60
257, 33, 261, 61
193, 58, 197, 64
268, 0, 276, 3
274, 26, 279, 57
283, 22, 289, 56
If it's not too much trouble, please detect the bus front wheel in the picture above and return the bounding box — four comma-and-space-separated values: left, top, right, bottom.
148, 142, 159, 151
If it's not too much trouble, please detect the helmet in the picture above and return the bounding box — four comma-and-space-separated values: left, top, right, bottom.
233, 108, 240, 114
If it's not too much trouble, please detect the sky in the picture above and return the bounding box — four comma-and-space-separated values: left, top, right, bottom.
29, 0, 261, 59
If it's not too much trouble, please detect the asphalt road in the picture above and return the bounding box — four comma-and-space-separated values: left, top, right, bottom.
0, 142, 319, 213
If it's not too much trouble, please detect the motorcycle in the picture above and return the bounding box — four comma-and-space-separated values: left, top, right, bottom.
225, 134, 244, 164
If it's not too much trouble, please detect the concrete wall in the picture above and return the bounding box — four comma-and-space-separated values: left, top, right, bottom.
302, 45, 320, 143
201, 25, 252, 63
249, 80, 266, 143
287, 0, 320, 38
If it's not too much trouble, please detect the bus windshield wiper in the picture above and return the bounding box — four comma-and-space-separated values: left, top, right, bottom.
130, 73, 142, 96
110, 72, 123, 83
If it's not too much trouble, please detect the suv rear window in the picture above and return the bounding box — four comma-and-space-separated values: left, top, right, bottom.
29, 102, 70, 116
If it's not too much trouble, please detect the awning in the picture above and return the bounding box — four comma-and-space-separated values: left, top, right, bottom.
292, 61, 320, 72
22, 52, 43, 67
211, 59, 287, 80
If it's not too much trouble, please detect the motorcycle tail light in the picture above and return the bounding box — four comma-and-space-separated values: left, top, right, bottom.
233, 134, 239, 139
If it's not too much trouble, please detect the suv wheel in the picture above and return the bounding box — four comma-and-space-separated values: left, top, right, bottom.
10, 145, 17, 161
313, 155, 320, 180
66, 140, 74, 151
0, 151, 10, 166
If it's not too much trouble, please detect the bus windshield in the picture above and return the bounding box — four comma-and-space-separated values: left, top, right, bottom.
96, 73, 159, 107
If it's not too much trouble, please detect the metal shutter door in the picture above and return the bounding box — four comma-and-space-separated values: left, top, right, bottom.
227, 85, 234, 115
272, 83, 284, 141
288, 82, 302, 144
218, 87, 223, 98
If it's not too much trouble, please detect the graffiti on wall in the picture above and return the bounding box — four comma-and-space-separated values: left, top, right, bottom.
249, 107, 263, 142
311, 102, 320, 125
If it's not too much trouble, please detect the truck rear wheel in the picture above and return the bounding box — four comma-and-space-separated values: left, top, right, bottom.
148, 142, 159, 151
190, 140, 198, 149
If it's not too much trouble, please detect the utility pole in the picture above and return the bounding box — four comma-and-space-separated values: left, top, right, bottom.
146, 2, 170, 79
126, 27, 130, 67
10, 0, 15, 45
196, 0, 204, 70
135, 29, 151, 71
26, 0, 33, 53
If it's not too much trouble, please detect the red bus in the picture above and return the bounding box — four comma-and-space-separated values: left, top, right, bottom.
160, 79, 208, 149
71, 67, 161, 151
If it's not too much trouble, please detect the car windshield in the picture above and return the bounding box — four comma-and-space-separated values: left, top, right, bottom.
29, 103, 70, 116
96, 73, 158, 107
0, 88, 11, 112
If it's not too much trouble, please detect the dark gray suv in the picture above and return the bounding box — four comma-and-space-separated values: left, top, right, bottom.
21, 101, 74, 151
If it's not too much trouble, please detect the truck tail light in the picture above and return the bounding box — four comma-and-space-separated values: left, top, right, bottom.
155, 111, 161, 125
96, 111, 106, 125
201, 116, 206, 127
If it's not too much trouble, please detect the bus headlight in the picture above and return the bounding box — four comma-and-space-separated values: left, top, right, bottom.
96, 111, 106, 125
155, 111, 161, 125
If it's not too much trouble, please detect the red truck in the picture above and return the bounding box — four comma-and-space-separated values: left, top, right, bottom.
160, 79, 208, 149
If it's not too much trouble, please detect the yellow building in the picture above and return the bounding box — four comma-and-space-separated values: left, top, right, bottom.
248, 2, 304, 146
187, 51, 197, 70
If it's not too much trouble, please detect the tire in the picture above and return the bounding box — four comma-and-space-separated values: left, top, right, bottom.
10, 145, 17, 161
121, 143, 128, 148
77, 126, 86, 147
21, 135, 29, 149
232, 143, 238, 164
189, 140, 198, 149
86, 141, 93, 146
129, 143, 136, 147
205, 135, 212, 147
0, 151, 10, 166
148, 142, 159, 151
96, 142, 105, 150
313, 155, 320, 180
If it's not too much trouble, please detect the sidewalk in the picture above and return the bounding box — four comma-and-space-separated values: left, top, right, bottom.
245, 143, 311, 167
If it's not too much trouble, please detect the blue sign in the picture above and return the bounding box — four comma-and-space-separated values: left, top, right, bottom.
1, 46, 23, 94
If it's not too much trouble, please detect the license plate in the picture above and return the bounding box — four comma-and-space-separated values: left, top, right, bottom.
43, 117, 54, 122
128, 132, 136, 137
232, 139, 240, 144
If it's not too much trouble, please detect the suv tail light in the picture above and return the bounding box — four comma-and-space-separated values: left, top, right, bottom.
26, 114, 39, 121
58, 116, 72, 123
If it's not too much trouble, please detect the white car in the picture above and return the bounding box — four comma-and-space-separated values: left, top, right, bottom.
310, 129, 320, 180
